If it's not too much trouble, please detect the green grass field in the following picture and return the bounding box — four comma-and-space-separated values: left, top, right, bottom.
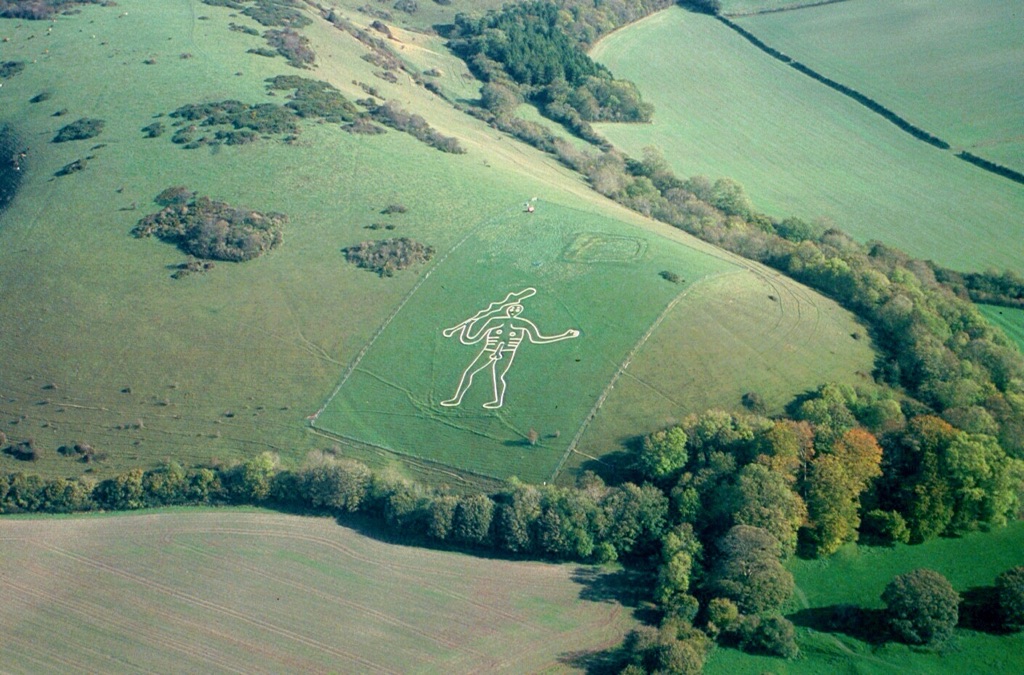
718, 0, 833, 14
979, 305, 1024, 352
0, 1, 875, 485
736, 0, 1024, 173
590, 7, 1024, 274
0, 509, 637, 672
706, 522, 1024, 674
314, 201, 737, 482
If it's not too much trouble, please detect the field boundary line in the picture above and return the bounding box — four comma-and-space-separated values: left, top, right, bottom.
308, 206, 518, 425
550, 272, 739, 480
720, 0, 852, 18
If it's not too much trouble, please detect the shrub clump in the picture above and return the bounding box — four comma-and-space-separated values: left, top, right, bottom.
133, 188, 286, 262
52, 118, 105, 143
363, 100, 465, 154
4, 439, 41, 461
141, 122, 165, 138
0, 1, 103, 19
266, 75, 359, 122
265, 28, 315, 68
342, 237, 435, 276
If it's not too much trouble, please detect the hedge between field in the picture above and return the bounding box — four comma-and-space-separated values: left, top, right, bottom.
717, 16, 950, 151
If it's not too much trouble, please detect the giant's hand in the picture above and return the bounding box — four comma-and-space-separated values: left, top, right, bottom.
565, 329, 580, 339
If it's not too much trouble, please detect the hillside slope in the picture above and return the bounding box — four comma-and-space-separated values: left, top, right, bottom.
0, 0, 872, 484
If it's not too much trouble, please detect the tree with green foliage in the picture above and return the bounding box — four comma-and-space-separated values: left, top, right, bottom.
996, 566, 1024, 631
94, 468, 145, 510
536, 487, 601, 559
492, 483, 541, 553
298, 453, 372, 513
225, 452, 278, 503
802, 453, 860, 556
736, 614, 799, 658
654, 523, 703, 619
715, 463, 807, 557
452, 493, 495, 546
427, 494, 459, 541
600, 482, 668, 559
705, 525, 794, 615
637, 426, 689, 482
882, 568, 959, 646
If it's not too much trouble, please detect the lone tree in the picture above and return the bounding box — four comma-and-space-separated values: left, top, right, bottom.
996, 566, 1024, 631
882, 568, 960, 645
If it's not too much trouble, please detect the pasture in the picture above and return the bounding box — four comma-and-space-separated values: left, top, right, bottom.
0, 0, 876, 484
706, 521, 1024, 674
566, 261, 875, 471
0, 509, 637, 672
979, 305, 1024, 352
314, 201, 733, 483
736, 0, 1024, 173
590, 7, 1024, 274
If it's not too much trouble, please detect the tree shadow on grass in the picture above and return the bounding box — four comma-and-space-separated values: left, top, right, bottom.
788, 605, 891, 646
557, 646, 627, 675
571, 566, 657, 616
959, 585, 1013, 635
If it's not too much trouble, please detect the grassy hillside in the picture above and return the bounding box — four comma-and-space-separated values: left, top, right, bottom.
979, 305, 1024, 352
737, 0, 1024, 173
0, 509, 637, 672
590, 7, 1024, 274
706, 521, 1024, 674
0, 0, 874, 483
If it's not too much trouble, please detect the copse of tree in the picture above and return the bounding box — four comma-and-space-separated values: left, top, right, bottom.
449, 1, 654, 126
873, 415, 1022, 543
882, 568, 960, 646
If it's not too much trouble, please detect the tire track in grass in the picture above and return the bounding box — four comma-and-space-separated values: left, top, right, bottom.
17, 550, 328, 674
31, 542, 399, 674
162, 525, 552, 630
173, 539, 498, 666
1, 577, 245, 675
131, 517, 566, 627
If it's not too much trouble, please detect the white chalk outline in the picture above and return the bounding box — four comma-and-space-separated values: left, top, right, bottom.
440, 288, 580, 409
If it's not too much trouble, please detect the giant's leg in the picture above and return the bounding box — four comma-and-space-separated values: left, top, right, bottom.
483, 351, 517, 409
441, 350, 492, 407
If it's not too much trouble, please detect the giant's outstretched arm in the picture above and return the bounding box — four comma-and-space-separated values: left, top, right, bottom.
520, 319, 580, 344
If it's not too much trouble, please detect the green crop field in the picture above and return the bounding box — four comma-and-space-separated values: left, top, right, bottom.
0, 509, 637, 672
737, 0, 1024, 173
706, 521, 1024, 674
590, 7, 1024, 274
979, 305, 1024, 352
0, 1, 874, 485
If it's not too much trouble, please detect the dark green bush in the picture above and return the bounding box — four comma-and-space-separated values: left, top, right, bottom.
342, 237, 435, 276
53, 118, 105, 143
133, 189, 286, 262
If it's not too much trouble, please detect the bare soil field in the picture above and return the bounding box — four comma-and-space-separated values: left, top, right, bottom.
0, 510, 638, 673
